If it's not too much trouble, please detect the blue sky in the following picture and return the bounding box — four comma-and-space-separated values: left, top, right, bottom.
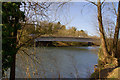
54, 2, 118, 36
21, 2, 118, 36
54, 2, 99, 36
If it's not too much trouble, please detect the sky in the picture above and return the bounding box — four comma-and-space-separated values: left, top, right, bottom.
54, 2, 99, 36
21, 2, 118, 36
53, 2, 118, 36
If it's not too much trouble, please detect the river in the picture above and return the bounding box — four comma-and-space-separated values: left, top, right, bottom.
6, 46, 99, 78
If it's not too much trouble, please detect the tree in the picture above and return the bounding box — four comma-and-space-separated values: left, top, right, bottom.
97, 0, 109, 57
2, 2, 25, 80
112, 1, 120, 60
52, 22, 62, 34
61, 25, 66, 30
86, 0, 120, 67
2, 2, 67, 79
2, 2, 51, 79
78, 30, 88, 37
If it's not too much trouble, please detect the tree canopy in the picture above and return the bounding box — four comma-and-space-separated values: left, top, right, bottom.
2, 2, 25, 78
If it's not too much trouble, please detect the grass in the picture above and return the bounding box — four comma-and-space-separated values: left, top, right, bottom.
107, 67, 120, 79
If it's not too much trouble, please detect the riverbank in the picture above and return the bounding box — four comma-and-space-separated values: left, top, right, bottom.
91, 67, 120, 79
90, 41, 120, 79
35, 41, 100, 47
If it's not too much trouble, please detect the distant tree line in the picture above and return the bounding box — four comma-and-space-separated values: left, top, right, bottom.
20, 21, 88, 38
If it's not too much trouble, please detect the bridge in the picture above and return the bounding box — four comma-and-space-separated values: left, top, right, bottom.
35, 37, 100, 42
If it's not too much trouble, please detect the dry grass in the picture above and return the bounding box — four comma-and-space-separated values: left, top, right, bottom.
107, 67, 120, 79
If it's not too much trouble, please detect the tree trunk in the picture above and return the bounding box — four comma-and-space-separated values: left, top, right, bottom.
97, 1, 109, 58
9, 16, 18, 80
10, 53, 16, 80
112, 1, 120, 58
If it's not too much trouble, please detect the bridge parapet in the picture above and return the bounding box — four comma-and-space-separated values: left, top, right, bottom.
35, 37, 100, 42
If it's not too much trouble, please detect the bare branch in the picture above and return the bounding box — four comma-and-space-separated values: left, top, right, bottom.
101, 1, 106, 10
85, 0, 98, 6
101, 0, 106, 5
17, 34, 41, 49
81, 3, 90, 15
112, 2, 117, 16
21, 50, 41, 64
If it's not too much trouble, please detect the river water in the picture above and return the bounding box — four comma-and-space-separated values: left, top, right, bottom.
7, 46, 99, 78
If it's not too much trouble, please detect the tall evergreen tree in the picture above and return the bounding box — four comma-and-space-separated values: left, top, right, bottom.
2, 2, 25, 80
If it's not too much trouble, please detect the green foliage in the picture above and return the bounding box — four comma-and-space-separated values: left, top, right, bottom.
2, 2, 25, 75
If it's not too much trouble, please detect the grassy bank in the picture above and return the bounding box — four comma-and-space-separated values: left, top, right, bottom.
91, 67, 120, 79
90, 41, 120, 79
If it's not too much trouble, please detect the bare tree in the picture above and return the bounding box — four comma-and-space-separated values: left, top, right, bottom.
85, 0, 120, 67
97, 0, 109, 57
112, 1, 120, 59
